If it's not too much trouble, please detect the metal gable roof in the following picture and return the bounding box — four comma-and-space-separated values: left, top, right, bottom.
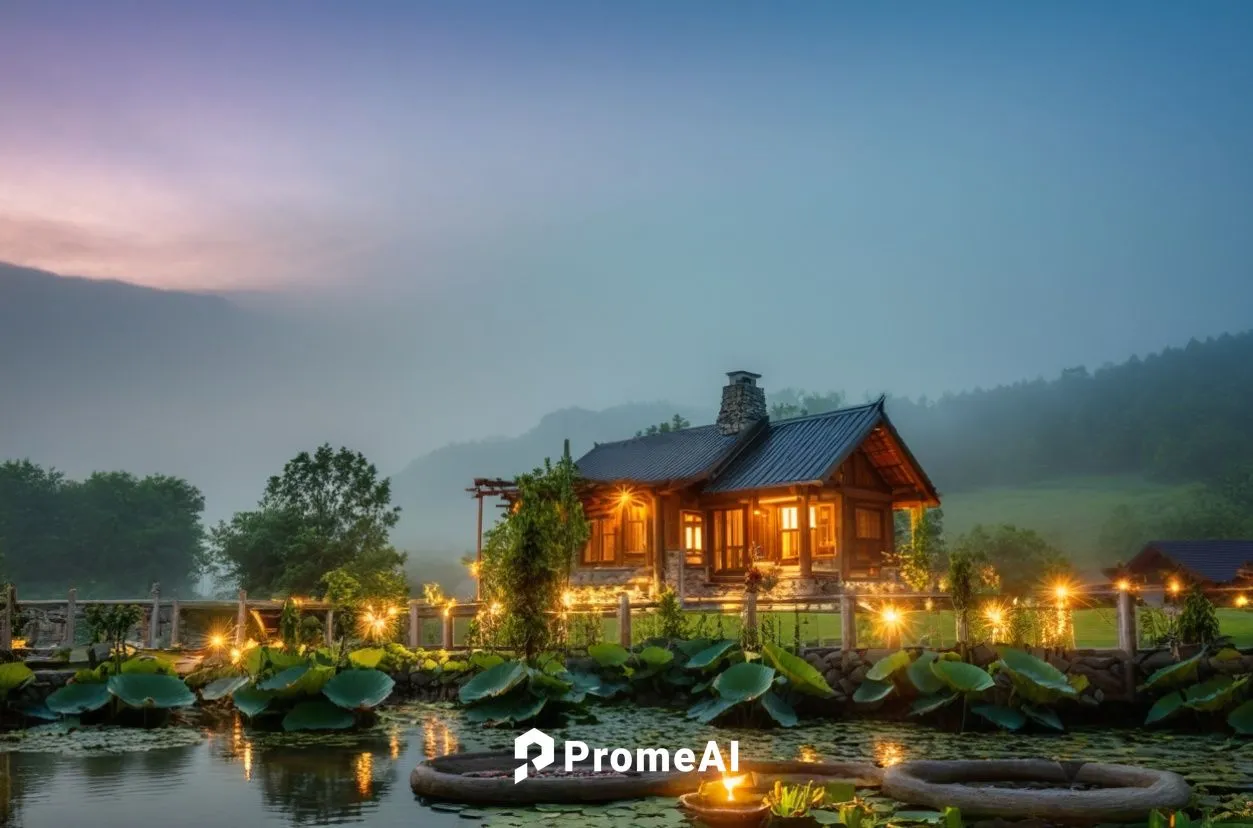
574, 424, 742, 484
702, 400, 884, 493
1143, 540, 1253, 584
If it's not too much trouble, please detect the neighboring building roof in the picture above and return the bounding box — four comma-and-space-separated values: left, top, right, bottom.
1128, 540, 1253, 584
574, 424, 744, 485
573, 397, 940, 504
703, 400, 883, 493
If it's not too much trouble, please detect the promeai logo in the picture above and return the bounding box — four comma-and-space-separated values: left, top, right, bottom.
513, 728, 738, 783
514, 728, 556, 783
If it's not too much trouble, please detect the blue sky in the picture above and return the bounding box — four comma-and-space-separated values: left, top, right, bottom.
2, 1, 1252, 417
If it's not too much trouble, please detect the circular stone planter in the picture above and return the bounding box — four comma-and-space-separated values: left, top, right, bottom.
881, 759, 1191, 824
411, 751, 881, 806
678, 791, 769, 826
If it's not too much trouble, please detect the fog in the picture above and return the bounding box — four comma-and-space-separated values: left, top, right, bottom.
3, 1, 1253, 550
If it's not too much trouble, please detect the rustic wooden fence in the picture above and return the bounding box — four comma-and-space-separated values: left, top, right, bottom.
4, 582, 1236, 662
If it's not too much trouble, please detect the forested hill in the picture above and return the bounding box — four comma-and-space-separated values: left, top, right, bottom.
390, 330, 1253, 553
886, 331, 1253, 492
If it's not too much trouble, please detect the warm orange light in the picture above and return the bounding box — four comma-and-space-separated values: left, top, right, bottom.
562, 591, 576, 609
469, 561, 480, 578
1168, 579, 1182, 595
386, 606, 399, 617
1116, 579, 1130, 592
208, 633, 227, 650
1053, 584, 1069, 601
618, 487, 633, 507
721, 774, 746, 802
881, 606, 900, 626
984, 605, 1004, 626
1237, 595, 1249, 608
229, 647, 242, 664
443, 599, 456, 618
489, 601, 502, 615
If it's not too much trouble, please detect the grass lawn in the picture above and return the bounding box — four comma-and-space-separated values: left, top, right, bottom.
420, 607, 1253, 651
940, 474, 1193, 572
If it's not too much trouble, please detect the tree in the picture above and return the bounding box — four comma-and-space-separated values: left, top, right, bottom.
951, 524, 1072, 598
892, 508, 946, 590
479, 447, 590, 662
0, 460, 205, 596
209, 444, 407, 599
635, 414, 691, 437
769, 389, 846, 420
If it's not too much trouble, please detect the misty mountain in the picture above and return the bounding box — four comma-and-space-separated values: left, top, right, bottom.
389, 402, 709, 554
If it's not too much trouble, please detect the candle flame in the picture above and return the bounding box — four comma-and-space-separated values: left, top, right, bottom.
721, 774, 746, 802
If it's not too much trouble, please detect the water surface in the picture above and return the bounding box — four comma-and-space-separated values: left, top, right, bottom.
3, 705, 1251, 827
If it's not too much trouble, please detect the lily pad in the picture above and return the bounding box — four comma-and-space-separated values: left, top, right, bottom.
907, 652, 944, 695
853, 679, 895, 704
637, 646, 674, 669
712, 662, 775, 703
348, 647, 386, 669
322, 668, 395, 711
762, 643, 835, 698
588, 643, 631, 668
866, 650, 912, 682
1022, 704, 1064, 731
931, 660, 994, 693
201, 675, 250, 701
1227, 699, 1253, 734
685, 640, 738, 670
1185, 676, 1246, 713
687, 696, 737, 724
282, 699, 355, 731
971, 703, 1025, 731
231, 685, 274, 717
910, 691, 958, 717
107, 674, 196, 709
0, 662, 35, 697
46, 682, 112, 715
1139, 650, 1203, 693
16, 701, 59, 722
760, 691, 798, 727
998, 648, 1077, 703
258, 665, 311, 692
459, 661, 528, 705
463, 687, 547, 725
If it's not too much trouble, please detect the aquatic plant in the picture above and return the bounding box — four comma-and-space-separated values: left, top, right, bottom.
686, 661, 797, 727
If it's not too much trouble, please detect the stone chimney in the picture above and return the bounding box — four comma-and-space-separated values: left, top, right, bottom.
716, 371, 767, 436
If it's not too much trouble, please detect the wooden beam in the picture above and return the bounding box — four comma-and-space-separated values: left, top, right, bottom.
799, 488, 813, 579
835, 485, 893, 502
652, 491, 665, 593
475, 493, 484, 601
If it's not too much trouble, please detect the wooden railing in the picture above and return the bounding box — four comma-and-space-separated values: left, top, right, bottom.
1, 583, 1245, 659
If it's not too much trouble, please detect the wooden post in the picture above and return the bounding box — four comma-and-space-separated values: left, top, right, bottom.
475, 493, 484, 602
235, 590, 248, 647
618, 593, 631, 648
744, 590, 759, 647
955, 612, 970, 649
0, 584, 13, 650
64, 588, 77, 648
441, 610, 454, 650
169, 599, 181, 649
408, 600, 420, 649
149, 583, 161, 649
799, 490, 813, 579
652, 492, 665, 594
840, 591, 857, 651
325, 609, 336, 647
1117, 589, 1136, 653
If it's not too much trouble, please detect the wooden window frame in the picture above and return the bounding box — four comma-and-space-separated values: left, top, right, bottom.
712, 507, 747, 573
810, 502, 837, 558
682, 511, 704, 566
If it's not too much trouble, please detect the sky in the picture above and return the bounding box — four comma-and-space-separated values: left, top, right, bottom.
3, 1, 1253, 459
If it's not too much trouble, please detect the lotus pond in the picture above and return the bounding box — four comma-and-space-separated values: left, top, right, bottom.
2, 704, 1252, 827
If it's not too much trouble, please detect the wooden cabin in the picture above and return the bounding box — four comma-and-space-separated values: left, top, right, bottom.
556, 371, 940, 599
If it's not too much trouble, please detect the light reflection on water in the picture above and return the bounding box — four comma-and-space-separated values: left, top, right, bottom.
1, 705, 1250, 827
